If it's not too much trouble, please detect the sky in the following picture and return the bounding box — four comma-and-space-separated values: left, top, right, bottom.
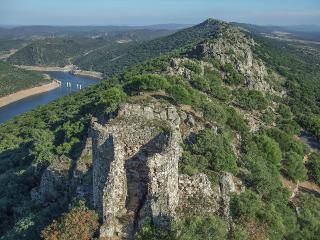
1, 0, 319, 26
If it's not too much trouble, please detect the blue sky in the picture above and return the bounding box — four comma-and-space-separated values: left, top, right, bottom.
1, 0, 319, 26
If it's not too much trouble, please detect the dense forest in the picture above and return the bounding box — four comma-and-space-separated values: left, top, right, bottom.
74, 19, 222, 74
0, 19, 319, 240
0, 61, 49, 97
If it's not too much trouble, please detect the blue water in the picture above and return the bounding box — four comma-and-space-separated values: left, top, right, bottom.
0, 72, 99, 124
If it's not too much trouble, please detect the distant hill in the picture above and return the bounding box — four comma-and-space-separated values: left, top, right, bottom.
147, 23, 192, 30
0, 25, 177, 40
75, 19, 223, 74
8, 19, 222, 75
7, 29, 174, 67
235, 23, 320, 42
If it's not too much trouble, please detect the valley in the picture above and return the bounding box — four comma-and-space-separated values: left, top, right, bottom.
0, 72, 99, 123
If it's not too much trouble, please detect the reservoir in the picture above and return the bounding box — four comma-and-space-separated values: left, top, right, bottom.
0, 72, 99, 124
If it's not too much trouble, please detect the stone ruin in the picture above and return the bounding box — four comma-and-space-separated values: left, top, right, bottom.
90, 102, 182, 239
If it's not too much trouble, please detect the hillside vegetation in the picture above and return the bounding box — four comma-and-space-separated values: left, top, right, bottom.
7, 29, 174, 68
0, 61, 49, 97
0, 19, 319, 240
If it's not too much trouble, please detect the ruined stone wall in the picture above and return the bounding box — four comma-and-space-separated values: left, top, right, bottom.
90, 102, 182, 239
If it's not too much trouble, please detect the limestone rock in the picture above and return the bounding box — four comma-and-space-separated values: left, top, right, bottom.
189, 24, 281, 96
220, 172, 245, 218
177, 174, 220, 217
90, 102, 182, 239
31, 157, 70, 202
187, 114, 196, 126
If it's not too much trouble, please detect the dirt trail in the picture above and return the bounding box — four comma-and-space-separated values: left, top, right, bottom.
281, 175, 320, 198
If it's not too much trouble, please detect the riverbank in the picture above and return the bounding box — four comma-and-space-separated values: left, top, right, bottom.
15, 65, 103, 80
0, 80, 60, 108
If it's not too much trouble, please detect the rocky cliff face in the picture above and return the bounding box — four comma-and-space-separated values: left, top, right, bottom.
90, 101, 182, 239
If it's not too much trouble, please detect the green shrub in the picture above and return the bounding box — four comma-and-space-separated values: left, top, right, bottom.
206, 70, 223, 86
231, 190, 263, 219
254, 134, 282, 167
136, 219, 174, 240
278, 119, 301, 136
242, 134, 283, 198
190, 75, 211, 92
277, 104, 293, 120
179, 151, 209, 176
265, 128, 306, 156
187, 129, 238, 174
299, 114, 320, 141
282, 151, 307, 181
175, 215, 228, 240
95, 87, 127, 114
124, 74, 170, 94
293, 193, 320, 239
201, 101, 228, 125
183, 60, 202, 74
235, 89, 269, 111
168, 85, 192, 105
136, 215, 229, 240
226, 107, 249, 134
211, 85, 232, 101
262, 109, 276, 125
222, 63, 244, 85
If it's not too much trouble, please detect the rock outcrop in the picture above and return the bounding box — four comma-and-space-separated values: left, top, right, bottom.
177, 174, 221, 217
88, 100, 246, 239
189, 24, 282, 95
90, 102, 182, 239
219, 172, 245, 218
31, 156, 70, 203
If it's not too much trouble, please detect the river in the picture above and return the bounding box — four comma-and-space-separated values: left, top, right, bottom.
0, 72, 99, 124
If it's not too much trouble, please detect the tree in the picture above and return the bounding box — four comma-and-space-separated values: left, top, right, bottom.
307, 152, 320, 185
41, 202, 99, 240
